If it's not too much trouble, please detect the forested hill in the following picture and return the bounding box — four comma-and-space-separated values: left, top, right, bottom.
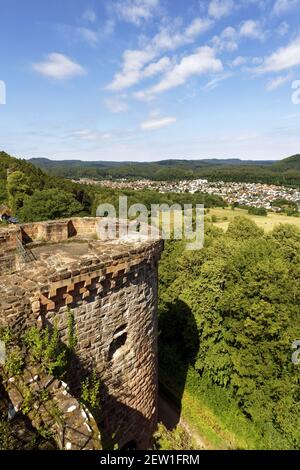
271, 154, 300, 170
0, 151, 46, 202
0, 151, 92, 218
28, 155, 300, 186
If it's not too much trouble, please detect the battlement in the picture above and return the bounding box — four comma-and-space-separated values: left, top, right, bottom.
0, 217, 161, 272
0, 218, 163, 449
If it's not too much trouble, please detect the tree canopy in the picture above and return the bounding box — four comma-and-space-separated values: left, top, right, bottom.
158, 218, 300, 449
19, 189, 83, 222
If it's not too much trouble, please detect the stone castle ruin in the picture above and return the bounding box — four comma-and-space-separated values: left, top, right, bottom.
0, 218, 163, 450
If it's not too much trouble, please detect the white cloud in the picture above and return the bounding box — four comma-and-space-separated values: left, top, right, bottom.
76, 27, 99, 46
251, 56, 263, 65
140, 115, 177, 130
212, 20, 265, 52
208, 0, 234, 19
254, 37, 300, 73
273, 0, 300, 15
150, 47, 223, 94
276, 21, 290, 37
103, 19, 115, 36
107, 49, 155, 91
204, 73, 233, 91
114, 0, 160, 26
185, 17, 214, 38
56, 21, 114, 47
104, 95, 129, 113
73, 129, 112, 141
151, 17, 213, 51
136, 46, 223, 99
240, 20, 265, 40
231, 56, 247, 67
107, 17, 213, 91
83, 9, 97, 23
266, 73, 292, 91
212, 26, 238, 51
32, 53, 86, 80
143, 57, 172, 77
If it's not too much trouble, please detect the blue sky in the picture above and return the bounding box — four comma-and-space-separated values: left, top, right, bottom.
0, 0, 300, 161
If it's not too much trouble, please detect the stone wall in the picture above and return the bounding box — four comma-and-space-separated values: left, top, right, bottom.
0, 225, 20, 274
4, 363, 101, 450
0, 218, 163, 449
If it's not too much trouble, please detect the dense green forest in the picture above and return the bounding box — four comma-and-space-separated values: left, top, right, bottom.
29, 154, 300, 186
0, 151, 92, 218
158, 218, 300, 449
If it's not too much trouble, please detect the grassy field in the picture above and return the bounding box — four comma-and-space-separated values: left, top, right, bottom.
207, 207, 300, 232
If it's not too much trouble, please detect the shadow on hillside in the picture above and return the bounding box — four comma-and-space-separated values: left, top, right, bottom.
158, 299, 199, 430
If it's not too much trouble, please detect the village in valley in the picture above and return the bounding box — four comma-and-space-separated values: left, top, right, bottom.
74, 178, 300, 212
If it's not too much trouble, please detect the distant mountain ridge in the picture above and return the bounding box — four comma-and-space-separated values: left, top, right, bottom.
27, 155, 300, 184
0, 152, 294, 186
29, 157, 277, 168
27, 154, 300, 185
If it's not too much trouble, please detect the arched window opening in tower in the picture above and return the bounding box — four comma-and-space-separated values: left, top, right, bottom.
108, 329, 128, 361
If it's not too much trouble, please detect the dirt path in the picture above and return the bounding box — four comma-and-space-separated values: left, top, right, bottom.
158, 393, 207, 450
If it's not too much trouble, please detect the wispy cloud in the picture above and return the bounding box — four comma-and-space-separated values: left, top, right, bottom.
276, 21, 290, 37
231, 56, 247, 67
73, 129, 112, 141
140, 115, 177, 130
212, 26, 238, 52
32, 53, 86, 80
106, 17, 213, 91
56, 17, 115, 47
266, 73, 292, 91
76, 27, 99, 46
135, 46, 223, 100
273, 0, 300, 15
104, 95, 129, 113
114, 0, 161, 26
208, 0, 234, 19
142, 57, 173, 78
239, 20, 265, 40
204, 72, 233, 91
83, 9, 97, 23
254, 36, 300, 73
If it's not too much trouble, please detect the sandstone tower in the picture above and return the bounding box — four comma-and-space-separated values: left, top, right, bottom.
0, 218, 163, 449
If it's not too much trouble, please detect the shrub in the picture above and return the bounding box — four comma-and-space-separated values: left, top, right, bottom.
4, 347, 24, 376
81, 370, 101, 413
248, 206, 268, 216
23, 326, 67, 377
154, 423, 195, 450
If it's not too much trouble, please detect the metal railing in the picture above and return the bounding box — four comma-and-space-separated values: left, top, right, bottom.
16, 236, 36, 264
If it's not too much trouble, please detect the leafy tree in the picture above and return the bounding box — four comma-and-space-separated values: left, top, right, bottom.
7, 170, 32, 212
158, 218, 300, 449
248, 206, 267, 216
226, 216, 264, 240
18, 188, 83, 222
0, 179, 7, 205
